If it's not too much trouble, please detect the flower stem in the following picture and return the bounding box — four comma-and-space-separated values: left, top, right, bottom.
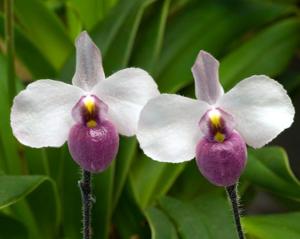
79, 169, 93, 239
225, 184, 245, 239
4, 0, 16, 103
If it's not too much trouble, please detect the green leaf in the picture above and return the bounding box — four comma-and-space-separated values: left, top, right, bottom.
0, 174, 60, 238
242, 146, 300, 201
131, 0, 171, 72
156, 0, 294, 92
145, 207, 178, 239
0, 213, 29, 239
102, 0, 157, 72
113, 137, 137, 209
14, 0, 73, 70
0, 14, 57, 78
113, 187, 150, 238
0, 54, 22, 174
243, 212, 300, 239
130, 154, 185, 209
67, 0, 117, 31
26, 177, 61, 239
220, 18, 300, 90
158, 191, 237, 238
0, 175, 47, 209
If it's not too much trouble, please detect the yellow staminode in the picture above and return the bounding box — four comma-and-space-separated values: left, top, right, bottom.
214, 132, 225, 142
87, 120, 97, 128
208, 109, 221, 128
84, 96, 95, 113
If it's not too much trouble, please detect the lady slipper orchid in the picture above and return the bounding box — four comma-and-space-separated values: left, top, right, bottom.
11, 31, 159, 173
137, 50, 295, 187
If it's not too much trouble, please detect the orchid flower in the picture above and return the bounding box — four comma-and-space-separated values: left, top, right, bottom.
137, 50, 295, 187
11, 31, 159, 173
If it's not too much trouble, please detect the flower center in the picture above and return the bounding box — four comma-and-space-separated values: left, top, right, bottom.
72, 95, 108, 128
199, 108, 235, 143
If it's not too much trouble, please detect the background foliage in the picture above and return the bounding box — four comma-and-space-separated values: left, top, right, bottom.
0, 0, 300, 238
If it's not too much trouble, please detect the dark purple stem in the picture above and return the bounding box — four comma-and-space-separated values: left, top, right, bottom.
79, 169, 93, 239
225, 184, 245, 239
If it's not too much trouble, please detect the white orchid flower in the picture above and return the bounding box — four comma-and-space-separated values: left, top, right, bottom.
11, 31, 159, 173
137, 50, 294, 186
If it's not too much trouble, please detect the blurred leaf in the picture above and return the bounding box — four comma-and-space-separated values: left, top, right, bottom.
58, 146, 82, 239
113, 187, 150, 238
103, 0, 157, 72
66, 0, 117, 31
65, 1, 83, 40
0, 175, 46, 209
27, 177, 61, 239
220, 18, 300, 90
0, 213, 29, 239
145, 207, 178, 239
0, 54, 21, 174
243, 212, 300, 239
14, 0, 73, 70
131, 0, 171, 72
158, 191, 237, 239
242, 146, 300, 201
130, 154, 185, 209
113, 137, 137, 209
0, 14, 56, 78
93, 164, 115, 239
168, 161, 217, 200
157, 0, 294, 92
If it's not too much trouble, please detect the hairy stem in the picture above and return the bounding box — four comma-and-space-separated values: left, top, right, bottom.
4, 0, 15, 103
225, 184, 245, 239
79, 170, 93, 239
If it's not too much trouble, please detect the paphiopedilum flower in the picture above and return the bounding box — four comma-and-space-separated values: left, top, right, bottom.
137, 50, 294, 186
11, 31, 159, 173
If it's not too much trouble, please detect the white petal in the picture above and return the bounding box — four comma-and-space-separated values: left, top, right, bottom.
192, 50, 224, 104
137, 94, 210, 163
218, 75, 295, 148
93, 68, 159, 136
72, 31, 105, 91
11, 80, 84, 148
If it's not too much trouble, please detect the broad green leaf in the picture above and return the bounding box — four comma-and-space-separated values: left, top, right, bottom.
130, 154, 185, 209
243, 212, 300, 239
14, 0, 73, 70
0, 213, 28, 239
146, 207, 178, 239
242, 146, 300, 201
158, 191, 237, 238
220, 18, 300, 90
0, 54, 21, 174
0, 175, 48, 209
168, 161, 217, 200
